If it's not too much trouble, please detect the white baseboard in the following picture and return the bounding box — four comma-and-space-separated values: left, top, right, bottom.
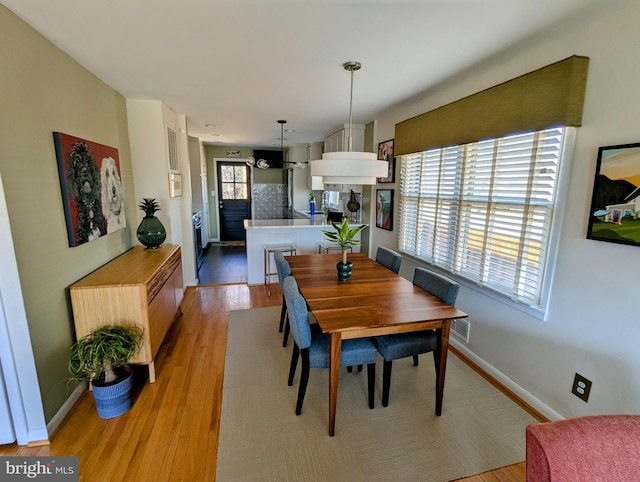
450, 338, 564, 422
46, 383, 87, 436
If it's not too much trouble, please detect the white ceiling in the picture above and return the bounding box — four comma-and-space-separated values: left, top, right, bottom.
1, 0, 627, 148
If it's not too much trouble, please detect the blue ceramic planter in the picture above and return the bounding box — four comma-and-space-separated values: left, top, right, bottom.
337, 261, 352, 281
92, 368, 134, 419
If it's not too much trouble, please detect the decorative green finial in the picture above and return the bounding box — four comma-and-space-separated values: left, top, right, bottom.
138, 198, 160, 217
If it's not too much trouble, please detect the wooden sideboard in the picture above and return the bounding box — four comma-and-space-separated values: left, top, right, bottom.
69, 244, 184, 382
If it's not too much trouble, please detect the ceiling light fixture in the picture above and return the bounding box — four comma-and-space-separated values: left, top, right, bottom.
310, 61, 387, 185
245, 156, 269, 169
247, 122, 288, 170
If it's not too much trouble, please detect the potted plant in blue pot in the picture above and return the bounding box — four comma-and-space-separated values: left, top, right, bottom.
69, 325, 143, 419
322, 218, 368, 280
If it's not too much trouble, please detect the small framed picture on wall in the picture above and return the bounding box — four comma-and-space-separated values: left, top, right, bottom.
376, 188, 393, 231
377, 139, 395, 183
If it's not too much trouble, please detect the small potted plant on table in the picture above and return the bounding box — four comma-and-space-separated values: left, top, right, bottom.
322, 218, 368, 280
69, 325, 143, 419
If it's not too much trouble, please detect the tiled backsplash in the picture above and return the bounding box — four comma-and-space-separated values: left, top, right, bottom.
251, 184, 361, 222
253, 184, 286, 219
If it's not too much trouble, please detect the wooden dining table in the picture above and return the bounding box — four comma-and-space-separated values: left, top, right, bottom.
286, 252, 468, 436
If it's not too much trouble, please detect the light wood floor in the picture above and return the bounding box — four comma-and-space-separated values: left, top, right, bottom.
0, 283, 526, 481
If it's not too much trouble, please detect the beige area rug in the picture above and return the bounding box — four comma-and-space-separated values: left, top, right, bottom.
217, 306, 537, 481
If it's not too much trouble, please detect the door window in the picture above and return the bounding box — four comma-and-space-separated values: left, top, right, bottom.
220, 165, 248, 200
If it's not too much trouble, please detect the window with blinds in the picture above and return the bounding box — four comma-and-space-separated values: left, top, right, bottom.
398, 127, 568, 310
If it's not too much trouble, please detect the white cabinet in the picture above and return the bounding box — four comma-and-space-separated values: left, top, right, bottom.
286, 144, 308, 165
307, 142, 324, 190
245, 222, 363, 285
320, 125, 365, 191
323, 123, 365, 153
286, 144, 323, 208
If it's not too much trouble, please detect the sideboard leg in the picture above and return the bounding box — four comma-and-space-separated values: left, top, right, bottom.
148, 362, 156, 383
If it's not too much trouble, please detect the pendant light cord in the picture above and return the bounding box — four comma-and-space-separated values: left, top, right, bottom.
343, 61, 361, 153
348, 67, 354, 152
278, 119, 286, 166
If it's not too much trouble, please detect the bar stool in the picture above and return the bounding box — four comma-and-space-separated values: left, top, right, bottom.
264, 244, 297, 294
318, 241, 352, 254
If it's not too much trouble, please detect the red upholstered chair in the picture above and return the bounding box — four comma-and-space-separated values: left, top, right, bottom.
526, 415, 640, 481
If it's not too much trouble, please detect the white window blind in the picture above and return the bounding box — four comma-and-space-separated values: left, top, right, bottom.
398, 127, 567, 309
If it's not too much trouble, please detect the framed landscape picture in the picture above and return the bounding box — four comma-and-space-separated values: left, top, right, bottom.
586, 142, 640, 247
377, 139, 395, 183
376, 188, 393, 230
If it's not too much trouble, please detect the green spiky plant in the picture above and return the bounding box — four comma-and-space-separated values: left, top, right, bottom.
69, 325, 143, 386
322, 218, 368, 265
138, 198, 161, 218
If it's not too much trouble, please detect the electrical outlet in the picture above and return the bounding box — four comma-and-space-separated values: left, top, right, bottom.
571, 373, 592, 402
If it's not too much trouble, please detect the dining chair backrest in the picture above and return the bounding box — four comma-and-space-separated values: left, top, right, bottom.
376, 247, 402, 274
282, 276, 312, 349
413, 267, 460, 306
274, 251, 292, 288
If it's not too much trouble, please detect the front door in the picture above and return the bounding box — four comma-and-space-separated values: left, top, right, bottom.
217, 161, 251, 241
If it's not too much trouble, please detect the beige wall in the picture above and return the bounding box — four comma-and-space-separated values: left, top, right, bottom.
0, 6, 136, 421
371, 0, 640, 419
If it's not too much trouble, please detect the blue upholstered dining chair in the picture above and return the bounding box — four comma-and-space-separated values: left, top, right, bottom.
374, 267, 460, 407
375, 246, 402, 274
274, 251, 291, 347
283, 276, 378, 415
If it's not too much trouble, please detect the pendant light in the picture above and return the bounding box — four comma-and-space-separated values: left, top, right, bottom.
279, 119, 286, 167
245, 156, 269, 169
310, 61, 388, 185
280, 120, 306, 169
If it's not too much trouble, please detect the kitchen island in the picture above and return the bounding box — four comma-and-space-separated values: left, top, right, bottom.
244, 213, 366, 285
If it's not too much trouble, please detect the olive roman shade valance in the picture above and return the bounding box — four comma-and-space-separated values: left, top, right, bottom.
395, 55, 589, 156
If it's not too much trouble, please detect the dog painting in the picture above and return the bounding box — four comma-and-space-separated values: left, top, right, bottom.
54, 132, 125, 247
